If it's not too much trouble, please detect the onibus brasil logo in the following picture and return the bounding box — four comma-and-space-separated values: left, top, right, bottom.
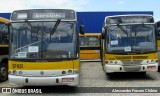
2, 88, 42, 94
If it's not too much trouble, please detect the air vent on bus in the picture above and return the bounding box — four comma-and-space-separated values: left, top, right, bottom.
132, 56, 148, 59
115, 56, 131, 60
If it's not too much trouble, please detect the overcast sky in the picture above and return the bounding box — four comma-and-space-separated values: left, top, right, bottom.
0, 0, 160, 20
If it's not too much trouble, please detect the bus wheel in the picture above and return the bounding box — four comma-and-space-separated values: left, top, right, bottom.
0, 63, 8, 81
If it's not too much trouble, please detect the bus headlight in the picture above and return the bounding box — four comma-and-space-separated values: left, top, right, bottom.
62, 71, 66, 74
68, 70, 72, 74
146, 60, 156, 64
151, 60, 154, 62
110, 61, 113, 63
13, 70, 17, 75
109, 61, 118, 64
19, 71, 23, 75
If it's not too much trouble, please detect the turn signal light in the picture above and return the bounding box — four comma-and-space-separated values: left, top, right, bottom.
105, 61, 108, 64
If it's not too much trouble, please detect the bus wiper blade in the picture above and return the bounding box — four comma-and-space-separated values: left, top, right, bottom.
51, 19, 61, 35
0, 24, 5, 33
25, 20, 38, 31
117, 24, 128, 34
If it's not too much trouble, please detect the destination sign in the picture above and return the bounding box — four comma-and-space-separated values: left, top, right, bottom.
106, 15, 154, 24
32, 12, 65, 19
11, 9, 76, 21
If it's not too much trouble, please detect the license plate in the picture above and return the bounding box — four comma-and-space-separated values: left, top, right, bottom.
62, 78, 74, 82
147, 66, 156, 69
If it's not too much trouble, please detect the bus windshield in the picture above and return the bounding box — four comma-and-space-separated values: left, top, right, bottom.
106, 24, 156, 53
0, 23, 9, 44
10, 21, 77, 59
80, 36, 99, 46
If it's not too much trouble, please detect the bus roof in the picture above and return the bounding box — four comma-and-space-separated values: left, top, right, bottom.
104, 14, 153, 19
104, 14, 154, 24
0, 17, 10, 24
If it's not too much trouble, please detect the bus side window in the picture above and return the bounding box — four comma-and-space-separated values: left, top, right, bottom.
156, 22, 160, 40
0, 24, 9, 44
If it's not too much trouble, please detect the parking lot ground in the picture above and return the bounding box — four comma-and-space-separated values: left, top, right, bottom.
0, 62, 160, 96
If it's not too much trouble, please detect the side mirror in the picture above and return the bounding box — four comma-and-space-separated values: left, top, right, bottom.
80, 25, 85, 35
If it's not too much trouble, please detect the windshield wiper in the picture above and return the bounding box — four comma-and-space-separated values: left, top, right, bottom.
0, 24, 5, 34
50, 19, 61, 35
117, 24, 128, 34
24, 20, 38, 31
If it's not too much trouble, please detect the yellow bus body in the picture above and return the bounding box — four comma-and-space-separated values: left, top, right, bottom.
80, 33, 100, 61
8, 9, 80, 86
104, 52, 158, 72
105, 53, 158, 61
0, 17, 10, 81
101, 15, 158, 74
9, 59, 79, 70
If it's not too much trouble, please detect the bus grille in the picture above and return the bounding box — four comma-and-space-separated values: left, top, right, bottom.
123, 66, 141, 72
121, 60, 142, 65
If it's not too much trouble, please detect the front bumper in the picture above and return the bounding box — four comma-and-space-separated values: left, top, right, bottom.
104, 63, 158, 73
9, 74, 79, 86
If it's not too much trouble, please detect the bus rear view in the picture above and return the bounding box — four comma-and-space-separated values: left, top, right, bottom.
101, 15, 158, 75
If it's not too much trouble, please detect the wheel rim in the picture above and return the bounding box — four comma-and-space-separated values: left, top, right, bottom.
0, 67, 7, 77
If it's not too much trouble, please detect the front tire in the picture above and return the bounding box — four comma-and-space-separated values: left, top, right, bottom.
0, 63, 8, 82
